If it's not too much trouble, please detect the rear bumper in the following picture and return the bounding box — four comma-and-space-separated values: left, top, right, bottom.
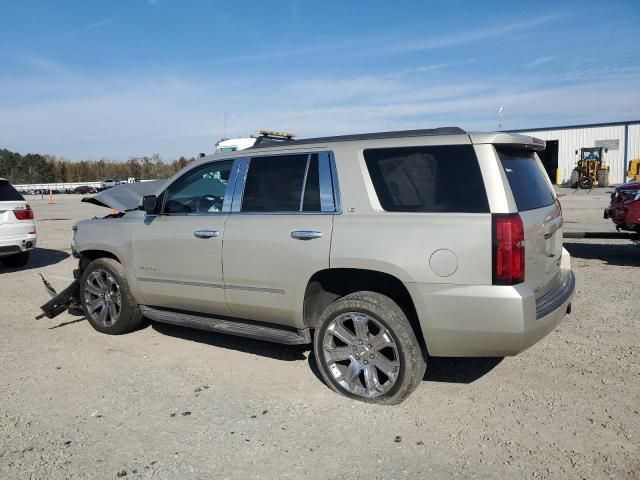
406, 252, 575, 357
0, 233, 37, 257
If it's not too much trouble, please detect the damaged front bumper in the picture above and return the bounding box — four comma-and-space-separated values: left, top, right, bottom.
37, 269, 83, 319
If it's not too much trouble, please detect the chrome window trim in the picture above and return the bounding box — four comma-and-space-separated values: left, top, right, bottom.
319, 151, 336, 213
230, 157, 250, 213
231, 150, 341, 215
329, 151, 342, 214
299, 153, 312, 212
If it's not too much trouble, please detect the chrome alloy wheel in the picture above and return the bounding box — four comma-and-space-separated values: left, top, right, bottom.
322, 312, 400, 398
84, 269, 122, 327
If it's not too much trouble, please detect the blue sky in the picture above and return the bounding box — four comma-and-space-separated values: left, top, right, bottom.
1, 0, 639, 160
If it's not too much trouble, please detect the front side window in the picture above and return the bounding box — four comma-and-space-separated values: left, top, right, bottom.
162, 160, 233, 214
364, 145, 489, 213
241, 154, 324, 212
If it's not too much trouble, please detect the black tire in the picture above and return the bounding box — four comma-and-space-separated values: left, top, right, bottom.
597, 169, 609, 188
80, 257, 145, 335
578, 176, 593, 189
569, 169, 580, 188
0, 251, 30, 268
313, 291, 426, 405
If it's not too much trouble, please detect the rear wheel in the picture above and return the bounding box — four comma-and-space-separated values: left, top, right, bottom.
313, 291, 426, 405
578, 176, 593, 189
80, 257, 144, 334
597, 169, 609, 187
0, 251, 30, 268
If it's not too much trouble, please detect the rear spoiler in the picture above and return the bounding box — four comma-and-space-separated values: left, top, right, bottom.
469, 132, 546, 151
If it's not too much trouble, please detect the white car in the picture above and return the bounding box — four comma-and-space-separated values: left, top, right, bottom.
101, 179, 119, 189
0, 178, 36, 267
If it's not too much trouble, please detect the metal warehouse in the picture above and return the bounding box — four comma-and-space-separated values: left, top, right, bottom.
508, 120, 640, 186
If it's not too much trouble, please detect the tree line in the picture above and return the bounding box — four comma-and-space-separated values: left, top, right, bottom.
0, 148, 196, 184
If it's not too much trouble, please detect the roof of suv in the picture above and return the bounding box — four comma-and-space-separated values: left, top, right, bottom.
250, 127, 466, 149
248, 127, 545, 152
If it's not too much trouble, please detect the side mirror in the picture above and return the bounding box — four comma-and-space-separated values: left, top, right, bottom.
142, 195, 158, 214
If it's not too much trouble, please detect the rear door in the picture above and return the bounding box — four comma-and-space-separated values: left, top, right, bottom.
222, 152, 337, 328
497, 148, 562, 298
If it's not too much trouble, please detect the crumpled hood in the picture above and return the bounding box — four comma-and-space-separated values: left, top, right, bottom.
82, 180, 166, 211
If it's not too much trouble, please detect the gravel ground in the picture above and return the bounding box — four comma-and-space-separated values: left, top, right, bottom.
1, 193, 638, 479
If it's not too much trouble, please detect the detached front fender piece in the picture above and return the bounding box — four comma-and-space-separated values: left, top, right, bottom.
37, 278, 80, 319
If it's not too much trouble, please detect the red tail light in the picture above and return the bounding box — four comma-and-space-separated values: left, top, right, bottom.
13, 204, 34, 220
492, 214, 524, 285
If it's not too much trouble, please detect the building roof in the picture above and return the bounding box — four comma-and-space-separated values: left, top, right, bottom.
506, 119, 640, 133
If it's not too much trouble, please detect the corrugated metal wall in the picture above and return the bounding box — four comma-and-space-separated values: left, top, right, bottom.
628, 124, 640, 164
515, 125, 640, 185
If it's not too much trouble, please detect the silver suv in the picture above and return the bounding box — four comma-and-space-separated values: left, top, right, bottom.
41, 128, 575, 404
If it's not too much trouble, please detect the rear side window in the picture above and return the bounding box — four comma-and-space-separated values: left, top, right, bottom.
0, 180, 24, 201
497, 149, 555, 211
363, 145, 489, 213
242, 154, 323, 212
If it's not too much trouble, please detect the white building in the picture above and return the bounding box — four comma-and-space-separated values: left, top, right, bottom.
508, 120, 640, 185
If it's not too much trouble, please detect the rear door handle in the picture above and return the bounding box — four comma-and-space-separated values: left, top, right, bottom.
291, 230, 323, 240
194, 229, 219, 239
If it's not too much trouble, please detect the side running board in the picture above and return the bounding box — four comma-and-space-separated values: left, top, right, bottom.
140, 306, 312, 345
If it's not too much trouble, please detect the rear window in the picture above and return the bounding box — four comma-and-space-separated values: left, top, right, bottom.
498, 149, 555, 211
0, 180, 24, 201
363, 145, 489, 213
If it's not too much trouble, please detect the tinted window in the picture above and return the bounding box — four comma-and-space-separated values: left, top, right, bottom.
498, 149, 555, 211
163, 160, 233, 214
0, 180, 24, 201
242, 154, 309, 212
364, 145, 489, 213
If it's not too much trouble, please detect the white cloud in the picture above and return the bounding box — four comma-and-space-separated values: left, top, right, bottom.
64, 17, 115, 38
1, 62, 638, 160
524, 56, 555, 68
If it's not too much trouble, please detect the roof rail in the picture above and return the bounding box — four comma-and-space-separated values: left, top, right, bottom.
249, 127, 466, 149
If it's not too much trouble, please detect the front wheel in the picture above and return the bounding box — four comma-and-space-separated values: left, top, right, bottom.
578, 176, 593, 189
313, 292, 426, 405
80, 257, 145, 334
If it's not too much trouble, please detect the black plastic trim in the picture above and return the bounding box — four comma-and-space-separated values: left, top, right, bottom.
536, 269, 575, 319
141, 306, 312, 345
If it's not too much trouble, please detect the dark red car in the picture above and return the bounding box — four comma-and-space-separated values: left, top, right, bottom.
604, 181, 640, 233
73, 185, 96, 195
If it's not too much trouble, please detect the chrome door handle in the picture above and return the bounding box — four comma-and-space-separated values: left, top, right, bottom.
291, 230, 323, 240
194, 229, 219, 239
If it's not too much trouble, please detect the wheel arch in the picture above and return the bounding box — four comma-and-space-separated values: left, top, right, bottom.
303, 268, 428, 356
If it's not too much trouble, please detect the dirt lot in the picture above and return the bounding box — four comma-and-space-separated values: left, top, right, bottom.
1, 191, 638, 479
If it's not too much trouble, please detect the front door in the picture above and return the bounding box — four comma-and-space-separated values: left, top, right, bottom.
132, 159, 237, 315
223, 152, 338, 327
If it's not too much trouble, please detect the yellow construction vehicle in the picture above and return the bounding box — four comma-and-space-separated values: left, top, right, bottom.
628, 158, 640, 181
569, 147, 609, 189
